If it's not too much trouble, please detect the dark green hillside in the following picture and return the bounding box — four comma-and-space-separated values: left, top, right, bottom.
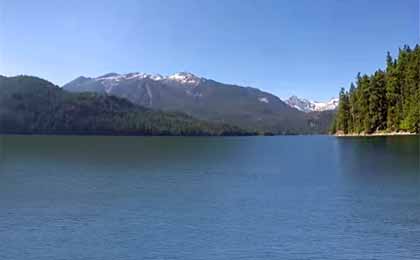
0, 76, 252, 136
333, 45, 420, 134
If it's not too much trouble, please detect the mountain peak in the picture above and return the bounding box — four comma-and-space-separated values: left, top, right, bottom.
288, 95, 309, 102
168, 72, 202, 85
98, 73, 120, 78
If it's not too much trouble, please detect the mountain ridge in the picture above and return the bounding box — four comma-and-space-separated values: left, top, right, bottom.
63, 72, 335, 134
0, 75, 252, 136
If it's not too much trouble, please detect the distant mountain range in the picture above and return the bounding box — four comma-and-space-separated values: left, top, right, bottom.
63, 72, 335, 134
285, 96, 339, 113
0, 75, 250, 136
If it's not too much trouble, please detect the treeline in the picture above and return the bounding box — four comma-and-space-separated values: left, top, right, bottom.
332, 45, 420, 134
0, 76, 254, 136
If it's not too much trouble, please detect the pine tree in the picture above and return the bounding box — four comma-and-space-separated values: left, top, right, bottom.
348, 83, 356, 133
351, 73, 364, 133
385, 52, 401, 132
359, 75, 370, 133
336, 88, 350, 134
367, 70, 387, 133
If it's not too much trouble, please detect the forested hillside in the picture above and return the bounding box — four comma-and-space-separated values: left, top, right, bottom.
0, 76, 252, 136
64, 72, 333, 134
332, 45, 420, 134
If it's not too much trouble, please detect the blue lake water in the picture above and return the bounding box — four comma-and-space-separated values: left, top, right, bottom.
0, 135, 419, 259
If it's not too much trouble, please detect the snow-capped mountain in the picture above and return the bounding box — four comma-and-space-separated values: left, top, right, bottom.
65, 72, 205, 95
63, 72, 335, 134
285, 96, 338, 113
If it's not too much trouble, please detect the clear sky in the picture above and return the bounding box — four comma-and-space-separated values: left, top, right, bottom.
0, 0, 419, 100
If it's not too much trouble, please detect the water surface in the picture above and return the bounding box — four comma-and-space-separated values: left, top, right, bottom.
0, 135, 419, 259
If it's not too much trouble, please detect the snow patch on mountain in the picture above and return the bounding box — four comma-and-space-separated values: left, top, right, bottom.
258, 97, 269, 103
96, 72, 165, 82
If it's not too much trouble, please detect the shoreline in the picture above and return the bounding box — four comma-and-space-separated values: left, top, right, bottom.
335, 132, 418, 137
0, 132, 330, 138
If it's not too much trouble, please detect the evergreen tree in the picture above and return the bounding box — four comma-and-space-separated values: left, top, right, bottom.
348, 83, 356, 133
351, 73, 364, 133
385, 52, 401, 131
336, 88, 350, 134
367, 70, 387, 133
359, 75, 370, 133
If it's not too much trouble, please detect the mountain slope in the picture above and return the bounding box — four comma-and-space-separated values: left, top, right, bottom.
64, 72, 330, 134
0, 75, 251, 136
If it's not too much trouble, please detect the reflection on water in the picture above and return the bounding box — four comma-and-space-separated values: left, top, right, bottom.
336, 136, 420, 183
0, 135, 419, 260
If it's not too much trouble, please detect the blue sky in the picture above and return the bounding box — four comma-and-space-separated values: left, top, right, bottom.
0, 0, 418, 100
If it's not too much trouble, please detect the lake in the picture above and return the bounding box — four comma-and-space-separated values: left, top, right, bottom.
0, 135, 419, 259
